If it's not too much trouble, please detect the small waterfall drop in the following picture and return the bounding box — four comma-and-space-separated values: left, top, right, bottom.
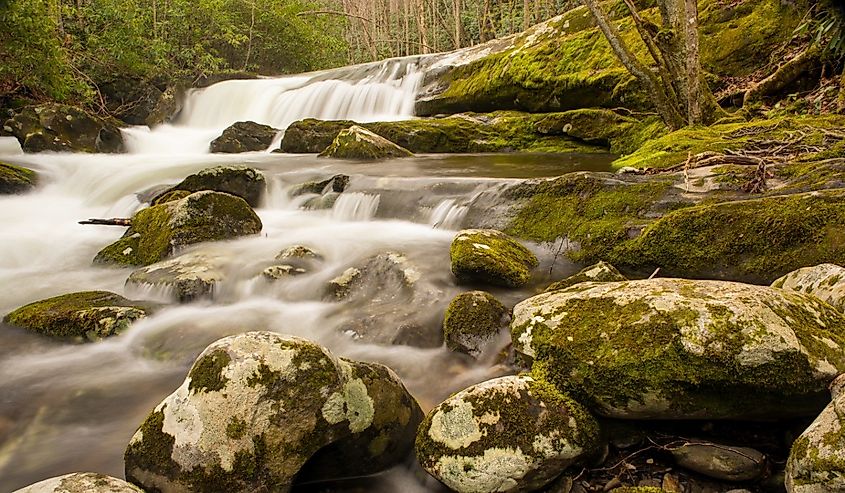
332, 192, 381, 221
429, 199, 469, 230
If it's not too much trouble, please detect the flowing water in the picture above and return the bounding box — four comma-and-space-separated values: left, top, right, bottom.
0, 57, 613, 491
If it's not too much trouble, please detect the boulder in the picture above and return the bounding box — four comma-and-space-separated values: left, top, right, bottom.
511, 278, 845, 420
12, 472, 144, 493
534, 109, 638, 148
318, 125, 413, 160
94, 191, 262, 267
154, 165, 267, 207
145, 85, 184, 126
262, 264, 307, 281
545, 261, 626, 292
3, 291, 151, 342
2, 103, 123, 153
280, 119, 355, 153
210, 121, 278, 153
773, 263, 845, 311
126, 253, 226, 302
450, 229, 538, 288
0, 161, 37, 194
670, 442, 767, 482
443, 291, 510, 357
326, 252, 420, 301
100, 76, 165, 126
289, 174, 349, 197
276, 245, 322, 260
124, 331, 422, 493
415, 375, 601, 493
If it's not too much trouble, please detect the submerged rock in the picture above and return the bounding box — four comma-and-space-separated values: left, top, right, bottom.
326, 252, 420, 301
126, 253, 226, 302
94, 191, 262, 267
773, 263, 845, 311
289, 174, 349, 197
545, 261, 626, 292
154, 165, 267, 207
3, 291, 151, 342
3, 103, 123, 153
124, 331, 422, 493
210, 121, 278, 153
276, 245, 322, 260
262, 264, 307, 281
319, 125, 413, 160
512, 278, 845, 420
450, 229, 538, 288
416, 375, 601, 493
12, 472, 144, 493
443, 291, 510, 357
670, 442, 766, 482
0, 161, 37, 194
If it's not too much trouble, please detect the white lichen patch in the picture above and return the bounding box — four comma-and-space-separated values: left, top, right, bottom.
773, 263, 845, 311
321, 360, 375, 433
787, 391, 845, 492
434, 447, 532, 493
428, 397, 484, 449
13, 472, 145, 493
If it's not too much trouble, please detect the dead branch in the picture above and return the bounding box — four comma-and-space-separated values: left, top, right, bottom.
79, 218, 132, 226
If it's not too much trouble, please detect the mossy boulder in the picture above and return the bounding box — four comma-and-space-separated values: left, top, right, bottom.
319, 125, 413, 160
124, 331, 423, 493
100, 76, 166, 126
415, 375, 601, 493
210, 121, 278, 153
443, 291, 510, 357
2, 103, 123, 153
450, 229, 539, 288
0, 161, 37, 194
289, 174, 349, 197
533, 109, 639, 148
3, 291, 152, 342
94, 191, 262, 267
773, 264, 845, 312
512, 278, 845, 420
126, 253, 226, 302
786, 381, 845, 492
545, 261, 626, 292
280, 119, 355, 153
12, 472, 144, 493
154, 165, 267, 207
325, 252, 420, 301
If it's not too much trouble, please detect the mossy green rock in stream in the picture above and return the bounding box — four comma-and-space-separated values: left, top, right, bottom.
443, 291, 510, 358
2, 103, 124, 153
415, 375, 601, 493
545, 261, 626, 292
3, 291, 151, 342
124, 331, 422, 493
450, 229, 539, 288
511, 278, 845, 420
210, 121, 278, 153
0, 161, 37, 194
154, 165, 267, 207
319, 125, 413, 160
11, 472, 145, 493
94, 191, 262, 267
773, 264, 845, 312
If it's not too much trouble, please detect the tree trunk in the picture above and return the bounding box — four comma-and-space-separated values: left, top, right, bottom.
454, 0, 462, 48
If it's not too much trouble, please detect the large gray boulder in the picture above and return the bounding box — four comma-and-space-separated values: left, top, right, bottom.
773, 263, 845, 312
2, 104, 123, 153
318, 125, 413, 160
210, 121, 278, 153
450, 229, 538, 288
154, 165, 267, 207
12, 472, 144, 493
126, 252, 226, 302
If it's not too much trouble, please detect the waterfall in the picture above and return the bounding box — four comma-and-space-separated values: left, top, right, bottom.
429, 199, 469, 230
331, 192, 381, 221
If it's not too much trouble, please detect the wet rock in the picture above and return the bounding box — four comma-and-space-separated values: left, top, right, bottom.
512, 278, 845, 420
416, 375, 601, 493
534, 109, 638, 147
318, 125, 413, 160
3, 103, 123, 153
670, 442, 767, 481
450, 229, 538, 288
0, 161, 37, 194
151, 189, 191, 205
772, 263, 845, 311
289, 174, 349, 197
276, 245, 322, 260
443, 291, 510, 357
326, 252, 420, 301
94, 191, 262, 267
12, 472, 144, 493
545, 261, 626, 292
126, 253, 226, 302
210, 121, 278, 153
100, 76, 165, 126
155, 165, 267, 207
3, 291, 151, 342
611, 488, 666, 493
281, 119, 355, 153
145, 85, 184, 126
262, 264, 307, 281
124, 331, 422, 493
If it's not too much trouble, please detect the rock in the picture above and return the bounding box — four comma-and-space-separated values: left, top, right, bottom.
415, 375, 601, 493
281, 119, 355, 153
443, 291, 510, 357
94, 191, 262, 267
319, 125, 413, 160
450, 229, 538, 288
12, 472, 144, 493
155, 165, 267, 207
145, 85, 184, 126
276, 245, 322, 260
534, 109, 638, 148
326, 252, 420, 301
262, 264, 307, 281
0, 161, 37, 194
100, 76, 165, 126
773, 263, 845, 311
151, 189, 191, 205
670, 442, 767, 481
611, 489, 666, 493
126, 253, 226, 302
210, 121, 278, 153
545, 261, 626, 292
511, 278, 845, 420
3, 104, 123, 153
124, 331, 423, 493
3, 291, 151, 342
289, 174, 350, 197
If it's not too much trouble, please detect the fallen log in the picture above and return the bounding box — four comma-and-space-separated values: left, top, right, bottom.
79, 218, 132, 226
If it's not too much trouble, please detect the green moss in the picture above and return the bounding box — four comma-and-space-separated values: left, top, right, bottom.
545, 261, 626, 291
0, 161, 38, 194
226, 417, 248, 440
450, 230, 539, 288
443, 291, 508, 355
319, 125, 413, 159
125, 409, 178, 485
152, 189, 190, 205
188, 349, 232, 393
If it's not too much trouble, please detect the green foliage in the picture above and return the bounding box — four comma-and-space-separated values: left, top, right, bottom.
796, 0, 845, 59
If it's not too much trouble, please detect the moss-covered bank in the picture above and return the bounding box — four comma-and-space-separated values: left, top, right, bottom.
0, 161, 38, 194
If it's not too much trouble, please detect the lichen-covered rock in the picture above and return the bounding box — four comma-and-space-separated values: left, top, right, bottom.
450, 229, 538, 288
155, 165, 267, 207
0, 161, 37, 194
124, 331, 423, 493
318, 125, 413, 160
512, 278, 845, 420
289, 174, 349, 197
262, 264, 307, 281
3, 291, 151, 342
94, 191, 262, 267
416, 375, 601, 493
545, 261, 626, 292
276, 245, 322, 260
326, 252, 421, 301
126, 253, 226, 302
281, 119, 355, 153
3, 103, 123, 153
443, 291, 510, 357
670, 442, 767, 482
210, 121, 278, 153
12, 472, 144, 493
773, 263, 845, 311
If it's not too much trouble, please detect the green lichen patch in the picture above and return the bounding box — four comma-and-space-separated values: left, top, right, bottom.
545, 261, 626, 292
0, 161, 38, 194
450, 229, 539, 288
443, 290, 509, 357
188, 349, 232, 393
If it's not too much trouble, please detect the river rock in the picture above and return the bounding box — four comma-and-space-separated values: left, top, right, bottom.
12, 472, 144, 493
3, 291, 151, 342
0, 161, 37, 194
276, 245, 322, 260
443, 291, 510, 357
262, 264, 307, 281
210, 121, 278, 153
416, 375, 601, 493
124, 331, 422, 493
450, 229, 538, 288
155, 165, 267, 207
145, 85, 185, 126
94, 191, 262, 267
511, 278, 845, 420
3, 103, 123, 153
545, 261, 626, 292
670, 442, 767, 482
126, 252, 226, 302
281, 119, 355, 153
326, 252, 420, 301
318, 125, 413, 160
100, 76, 166, 126
773, 263, 845, 311
289, 174, 350, 197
